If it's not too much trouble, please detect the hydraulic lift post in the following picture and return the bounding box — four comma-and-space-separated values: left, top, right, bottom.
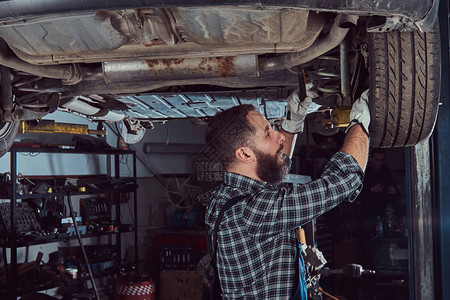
433, 0, 450, 299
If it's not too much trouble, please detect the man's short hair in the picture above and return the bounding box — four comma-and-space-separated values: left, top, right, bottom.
205, 104, 257, 169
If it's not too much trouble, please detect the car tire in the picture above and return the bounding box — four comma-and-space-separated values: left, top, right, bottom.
0, 120, 19, 157
368, 22, 441, 148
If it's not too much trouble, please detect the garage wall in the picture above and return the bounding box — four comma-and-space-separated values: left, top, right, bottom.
123, 119, 207, 177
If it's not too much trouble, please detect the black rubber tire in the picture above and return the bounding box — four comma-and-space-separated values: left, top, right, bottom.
0, 120, 19, 157
368, 22, 441, 148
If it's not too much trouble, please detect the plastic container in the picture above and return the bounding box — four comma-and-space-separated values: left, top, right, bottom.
114, 278, 155, 300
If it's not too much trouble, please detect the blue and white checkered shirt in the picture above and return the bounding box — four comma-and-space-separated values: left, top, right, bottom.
205, 151, 364, 299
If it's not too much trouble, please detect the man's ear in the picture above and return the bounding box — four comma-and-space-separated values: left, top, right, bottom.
235, 146, 255, 163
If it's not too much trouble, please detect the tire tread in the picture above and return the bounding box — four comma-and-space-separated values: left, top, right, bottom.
368, 22, 440, 147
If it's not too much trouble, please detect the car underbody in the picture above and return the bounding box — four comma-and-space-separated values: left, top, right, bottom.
0, 0, 442, 155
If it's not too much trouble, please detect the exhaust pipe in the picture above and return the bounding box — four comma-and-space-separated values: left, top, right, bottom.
258, 14, 359, 72
0, 44, 82, 85
103, 55, 258, 84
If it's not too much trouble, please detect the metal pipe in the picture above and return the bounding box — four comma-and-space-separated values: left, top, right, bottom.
36, 71, 298, 97
103, 55, 258, 84
0, 40, 13, 112
258, 14, 359, 71
340, 36, 351, 106
133, 153, 138, 266
0, 65, 12, 111
9, 148, 17, 298
114, 153, 122, 271
0, 45, 82, 85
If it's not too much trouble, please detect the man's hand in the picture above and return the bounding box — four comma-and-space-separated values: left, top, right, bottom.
346, 89, 370, 136
281, 89, 312, 134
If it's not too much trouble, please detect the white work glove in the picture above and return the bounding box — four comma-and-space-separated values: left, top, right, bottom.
346, 89, 370, 136
304, 82, 319, 99
281, 88, 313, 134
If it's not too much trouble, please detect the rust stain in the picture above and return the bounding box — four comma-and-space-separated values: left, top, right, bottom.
196, 58, 208, 73
214, 57, 236, 77
143, 57, 236, 77
145, 59, 185, 71
164, 58, 185, 66
94, 11, 112, 23
145, 60, 160, 80
143, 38, 163, 47
145, 58, 186, 78
145, 60, 157, 68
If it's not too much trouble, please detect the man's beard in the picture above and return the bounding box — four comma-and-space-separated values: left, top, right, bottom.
253, 145, 289, 184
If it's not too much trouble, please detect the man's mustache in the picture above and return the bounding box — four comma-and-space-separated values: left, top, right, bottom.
277, 144, 284, 154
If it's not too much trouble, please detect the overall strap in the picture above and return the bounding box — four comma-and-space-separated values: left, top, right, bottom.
211, 195, 247, 265
292, 227, 308, 300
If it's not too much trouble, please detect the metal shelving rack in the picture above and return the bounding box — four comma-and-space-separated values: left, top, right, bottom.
1, 146, 138, 298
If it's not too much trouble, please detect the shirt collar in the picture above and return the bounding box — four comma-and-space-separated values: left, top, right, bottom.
223, 171, 270, 194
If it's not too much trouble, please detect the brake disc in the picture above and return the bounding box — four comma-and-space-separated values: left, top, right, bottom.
120, 119, 146, 144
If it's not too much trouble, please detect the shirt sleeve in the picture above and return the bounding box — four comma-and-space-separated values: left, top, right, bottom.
244, 151, 364, 242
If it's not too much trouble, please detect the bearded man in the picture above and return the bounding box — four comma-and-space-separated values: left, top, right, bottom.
205, 89, 370, 299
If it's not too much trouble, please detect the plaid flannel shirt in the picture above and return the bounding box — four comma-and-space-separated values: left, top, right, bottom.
205, 151, 364, 299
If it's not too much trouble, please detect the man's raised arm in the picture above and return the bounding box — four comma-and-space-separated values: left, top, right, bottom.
341, 90, 370, 170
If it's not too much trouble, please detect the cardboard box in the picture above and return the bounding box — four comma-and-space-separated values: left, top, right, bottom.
160, 270, 203, 300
